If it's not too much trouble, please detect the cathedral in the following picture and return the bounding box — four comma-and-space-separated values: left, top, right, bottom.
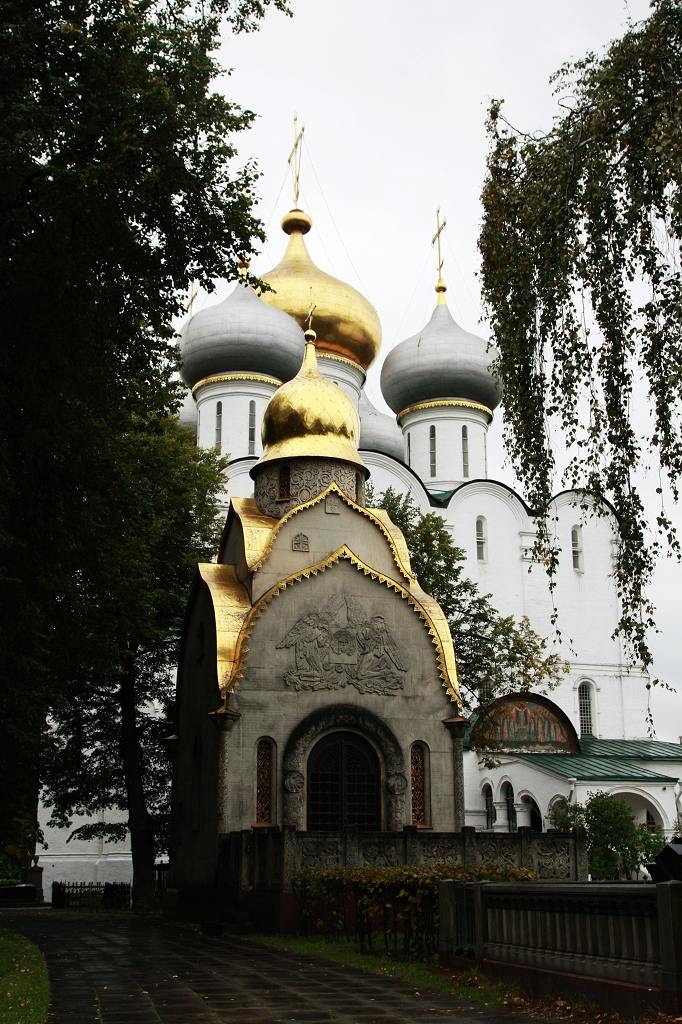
38, 192, 682, 896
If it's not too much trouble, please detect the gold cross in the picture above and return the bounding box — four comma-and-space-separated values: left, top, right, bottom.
305, 297, 317, 332
288, 113, 305, 207
431, 207, 447, 280
186, 278, 199, 317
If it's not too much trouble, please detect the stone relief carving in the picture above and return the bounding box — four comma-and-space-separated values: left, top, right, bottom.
475, 839, 519, 869
419, 841, 464, 866
386, 773, 407, 795
283, 770, 304, 794
325, 492, 341, 514
254, 459, 358, 517
536, 838, 572, 879
291, 532, 309, 552
277, 595, 407, 696
361, 841, 400, 867
301, 837, 343, 868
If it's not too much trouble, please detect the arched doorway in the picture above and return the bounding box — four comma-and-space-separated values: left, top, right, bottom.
308, 732, 381, 832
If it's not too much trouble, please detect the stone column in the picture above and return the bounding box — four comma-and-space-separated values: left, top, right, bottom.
515, 802, 531, 829
210, 700, 241, 836
442, 715, 468, 832
493, 801, 510, 833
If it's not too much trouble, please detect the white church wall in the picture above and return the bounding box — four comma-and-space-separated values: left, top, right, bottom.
445, 481, 530, 619
196, 378, 277, 462
463, 751, 571, 830
39, 809, 132, 897
362, 451, 430, 511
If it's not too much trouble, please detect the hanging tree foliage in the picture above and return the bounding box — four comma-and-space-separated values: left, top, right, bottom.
479, 0, 681, 677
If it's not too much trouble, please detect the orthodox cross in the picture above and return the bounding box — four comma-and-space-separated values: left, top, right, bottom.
288, 114, 305, 207
431, 207, 447, 280
305, 296, 317, 333
186, 278, 199, 317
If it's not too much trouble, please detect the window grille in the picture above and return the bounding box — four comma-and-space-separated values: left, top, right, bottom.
248, 400, 256, 455
256, 738, 274, 824
462, 425, 469, 477
476, 516, 487, 561
429, 425, 436, 478
578, 681, 593, 736
411, 743, 427, 826
308, 732, 380, 832
215, 401, 222, 450
571, 525, 583, 570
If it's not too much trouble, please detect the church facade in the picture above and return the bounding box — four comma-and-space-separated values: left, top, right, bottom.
38, 197, 681, 896
176, 202, 682, 850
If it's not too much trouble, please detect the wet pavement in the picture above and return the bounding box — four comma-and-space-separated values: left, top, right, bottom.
4, 909, 540, 1024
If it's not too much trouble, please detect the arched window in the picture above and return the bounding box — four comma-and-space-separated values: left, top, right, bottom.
256, 737, 275, 825
355, 471, 363, 503
215, 401, 222, 450
407, 432, 411, 467
578, 681, 593, 736
278, 465, 291, 500
502, 782, 517, 832
429, 425, 436, 478
571, 525, 583, 571
483, 784, 495, 830
462, 425, 469, 478
410, 742, 430, 827
476, 516, 487, 561
307, 732, 380, 832
248, 400, 256, 456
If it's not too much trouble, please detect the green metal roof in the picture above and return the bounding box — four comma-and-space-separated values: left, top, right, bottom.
579, 736, 682, 760
515, 753, 679, 783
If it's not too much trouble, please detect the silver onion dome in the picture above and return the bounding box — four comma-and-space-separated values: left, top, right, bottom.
380, 294, 501, 415
180, 282, 306, 389
358, 391, 404, 461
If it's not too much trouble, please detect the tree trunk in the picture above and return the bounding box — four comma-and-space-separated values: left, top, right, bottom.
119, 661, 156, 909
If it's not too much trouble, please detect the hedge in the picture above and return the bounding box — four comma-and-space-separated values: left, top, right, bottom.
292, 863, 536, 958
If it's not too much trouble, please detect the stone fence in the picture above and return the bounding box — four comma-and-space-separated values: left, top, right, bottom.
439, 879, 682, 1013
219, 826, 586, 903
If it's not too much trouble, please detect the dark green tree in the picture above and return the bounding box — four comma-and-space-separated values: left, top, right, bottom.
479, 0, 681, 677
372, 489, 567, 709
0, 0, 286, 852
550, 792, 666, 879
40, 415, 226, 906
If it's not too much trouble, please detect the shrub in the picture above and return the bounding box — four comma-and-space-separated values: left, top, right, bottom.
292, 863, 536, 958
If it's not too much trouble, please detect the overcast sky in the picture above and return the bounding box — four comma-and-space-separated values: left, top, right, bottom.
199, 0, 681, 737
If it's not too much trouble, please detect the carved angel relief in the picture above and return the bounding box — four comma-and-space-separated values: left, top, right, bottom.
277, 595, 407, 696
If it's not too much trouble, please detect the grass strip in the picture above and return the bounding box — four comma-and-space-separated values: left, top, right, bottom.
0, 929, 50, 1024
248, 933, 506, 1007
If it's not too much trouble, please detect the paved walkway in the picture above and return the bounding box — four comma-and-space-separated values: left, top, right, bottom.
4, 909, 539, 1024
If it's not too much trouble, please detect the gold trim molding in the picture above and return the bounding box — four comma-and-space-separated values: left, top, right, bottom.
397, 398, 493, 422
248, 482, 415, 584
192, 372, 282, 395
317, 351, 367, 375
223, 544, 459, 705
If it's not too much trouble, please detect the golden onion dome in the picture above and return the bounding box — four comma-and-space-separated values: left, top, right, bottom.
257, 329, 366, 471
259, 209, 382, 372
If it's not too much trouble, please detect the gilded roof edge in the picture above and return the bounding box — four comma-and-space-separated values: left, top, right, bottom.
197, 564, 252, 692
229, 498, 277, 570
224, 544, 459, 706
